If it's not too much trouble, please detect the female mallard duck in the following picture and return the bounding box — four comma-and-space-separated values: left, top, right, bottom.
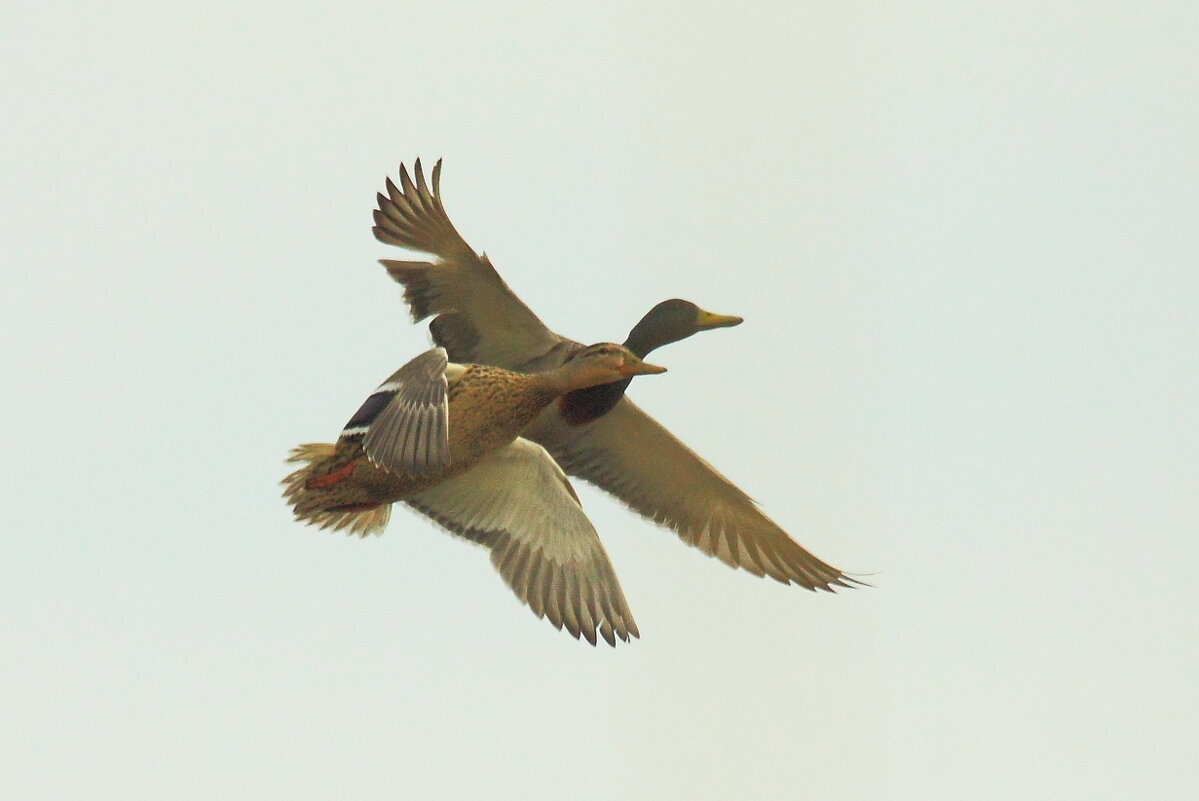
371, 160, 860, 592
283, 344, 666, 646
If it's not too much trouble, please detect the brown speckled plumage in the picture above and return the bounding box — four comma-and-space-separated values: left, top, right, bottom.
285, 365, 557, 523
283, 345, 663, 536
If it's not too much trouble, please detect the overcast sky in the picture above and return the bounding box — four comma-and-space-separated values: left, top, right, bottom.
4, 3, 1197, 799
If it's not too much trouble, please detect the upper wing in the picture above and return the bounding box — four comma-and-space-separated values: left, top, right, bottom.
373, 159, 565, 369
528, 398, 860, 591
405, 438, 638, 646
341, 347, 451, 476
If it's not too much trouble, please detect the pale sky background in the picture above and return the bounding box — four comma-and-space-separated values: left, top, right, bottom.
4, 3, 1197, 799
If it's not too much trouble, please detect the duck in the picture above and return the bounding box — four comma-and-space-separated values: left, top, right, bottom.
283, 344, 667, 646
372, 159, 860, 592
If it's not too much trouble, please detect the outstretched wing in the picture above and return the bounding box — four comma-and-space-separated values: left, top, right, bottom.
373, 159, 567, 369
405, 438, 638, 646
340, 347, 451, 477
528, 398, 861, 592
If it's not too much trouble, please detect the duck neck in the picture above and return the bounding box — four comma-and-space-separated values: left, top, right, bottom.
622, 319, 676, 359
530, 368, 583, 398
538, 362, 618, 396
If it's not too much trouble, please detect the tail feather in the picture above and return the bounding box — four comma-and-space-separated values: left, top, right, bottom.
282, 443, 391, 537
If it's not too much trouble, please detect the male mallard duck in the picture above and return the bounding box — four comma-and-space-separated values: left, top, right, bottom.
283, 344, 666, 645
372, 160, 859, 592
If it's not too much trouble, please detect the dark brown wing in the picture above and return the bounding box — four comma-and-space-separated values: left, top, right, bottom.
373, 159, 566, 368
525, 398, 860, 591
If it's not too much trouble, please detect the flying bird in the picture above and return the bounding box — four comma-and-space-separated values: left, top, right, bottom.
372, 160, 859, 592
284, 344, 666, 645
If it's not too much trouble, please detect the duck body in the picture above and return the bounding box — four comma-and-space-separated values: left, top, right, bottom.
285, 345, 662, 524
291, 364, 555, 514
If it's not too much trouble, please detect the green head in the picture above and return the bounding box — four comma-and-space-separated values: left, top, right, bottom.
622, 299, 743, 358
